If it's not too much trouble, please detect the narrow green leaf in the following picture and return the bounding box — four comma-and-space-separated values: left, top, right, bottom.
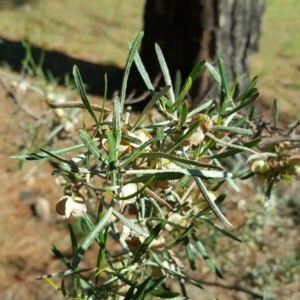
151, 253, 203, 289
73, 65, 98, 123
184, 238, 196, 270
150, 291, 181, 298
217, 52, 230, 103
205, 62, 221, 87
122, 134, 142, 145
106, 130, 116, 163
211, 126, 253, 136
79, 279, 98, 298
132, 85, 171, 131
187, 99, 214, 118
51, 244, 71, 268
264, 176, 276, 213
125, 168, 231, 179
174, 70, 182, 99
11, 143, 85, 160
133, 277, 152, 300
171, 77, 192, 111
112, 97, 122, 131
131, 220, 167, 264
206, 132, 263, 158
166, 223, 195, 250
123, 173, 183, 184
79, 130, 100, 160
124, 283, 137, 300
129, 41, 154, 92
68, 223, 79, 291
155, 44, 175, 105
235, 75, 258, 103
39, 147, 68, 162
36, 267, 95, 280
201, 218, 242, 242
171, 60, 206, 112
61, 279, 67, 296
51, 161, 91, 174
194, 177, 232, 228
208, 139, 261, 159
191, 233, 223, 278
222, 90, 259, 118
97, 197, 149, 237
120, 32, 144, 110
230, 74, 239, 97
71, 206, 113, 270
179, 102, 188, 128
81, 215, 100, 245
144, 276, 167, 294
68, 224, 78, 255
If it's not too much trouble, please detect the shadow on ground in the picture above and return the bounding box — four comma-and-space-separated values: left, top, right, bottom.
0, 37, 124, 98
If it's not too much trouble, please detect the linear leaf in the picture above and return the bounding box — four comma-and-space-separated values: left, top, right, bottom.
207, 139, 261, 159
73, 65, 98, 123
79, 130, 100, 160
51, 244, 71, 268
120, 32, 144, 110
71, 206, 113, 270
222, 90, 259, 118
194, 177, 232, 228
129, 41, 154, 91
202, 218, 242, 242
217, 52, 230, 102
131, 220, 167, 264
184, 238, 196, 270
155, 44, 175, 105
11, 143, 86, 160
125, 168, 231, 179
132, 277, 152, 300
206, 132, 263, 157
132, 85, 171, 131
192, 233, 222, 278
205, 62, 221, 87
211, 126, 253, 136
139, 152, 223, 169
235, 75, 258, 103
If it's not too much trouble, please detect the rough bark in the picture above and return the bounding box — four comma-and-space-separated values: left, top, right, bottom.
139, 0, 265, 105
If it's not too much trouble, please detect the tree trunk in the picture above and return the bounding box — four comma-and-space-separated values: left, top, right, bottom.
139, 0, 265, 105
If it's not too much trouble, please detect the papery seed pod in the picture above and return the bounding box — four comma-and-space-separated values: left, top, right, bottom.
181, 127, 205, 147
131, 129, 152, 149
56, 195, 87, 218
251, 160, 270, 174
192, 113, 213, 133
119, 183, 138, 212
286, 156, 300, 179
166, 213, 190, 231
183, 189, 217, 214
148, 235, 165, 250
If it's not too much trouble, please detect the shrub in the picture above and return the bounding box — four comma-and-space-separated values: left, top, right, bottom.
12, 32, 300, 299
